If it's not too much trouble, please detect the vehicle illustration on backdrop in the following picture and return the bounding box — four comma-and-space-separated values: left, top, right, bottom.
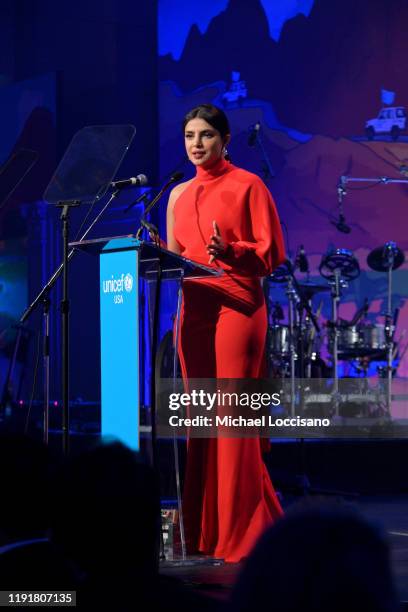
365, 107, 406, 141
222, 71, 247, 106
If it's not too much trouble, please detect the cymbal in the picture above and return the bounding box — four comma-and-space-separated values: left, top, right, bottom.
367, 242, 405, 272
297, 280, 330, 297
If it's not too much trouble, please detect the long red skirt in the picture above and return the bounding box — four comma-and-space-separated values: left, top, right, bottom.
177, 276, 283, 563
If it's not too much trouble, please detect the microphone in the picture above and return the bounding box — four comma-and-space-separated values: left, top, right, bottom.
135, 171, 184, 239
143, 172, 184, 218
296, 245, 309, 273
248, 122, 260, 147
331, 176, 351, 233
331, 213, 351, 234
111, 174, 148, 190
124, 172, 183, 215
169, 171, 184, 183
123, 191, 151, 214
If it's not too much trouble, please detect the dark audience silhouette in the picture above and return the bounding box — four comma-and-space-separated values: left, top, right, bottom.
230, 503, 400, 612
0, 432, 401, 612
0, 432, 77, 590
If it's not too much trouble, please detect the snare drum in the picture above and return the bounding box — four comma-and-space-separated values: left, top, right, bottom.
358, 323, 391, 352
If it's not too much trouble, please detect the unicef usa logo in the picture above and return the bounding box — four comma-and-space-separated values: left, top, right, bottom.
124, 273, 133, 292
102, 272, 134, 304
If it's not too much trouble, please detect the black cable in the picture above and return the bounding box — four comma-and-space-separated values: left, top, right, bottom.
24, 329, 41, 434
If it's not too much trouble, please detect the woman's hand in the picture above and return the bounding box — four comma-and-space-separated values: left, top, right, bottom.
207, 220, 227, 263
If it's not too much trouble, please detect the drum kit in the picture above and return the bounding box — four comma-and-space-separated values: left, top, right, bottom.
267, 241, 406, 415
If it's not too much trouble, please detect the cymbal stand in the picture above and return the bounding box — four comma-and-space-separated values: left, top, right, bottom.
330, 268, 342, 417
286, 277, 297, 416
384, 243, 396, 416
42, 292, 51, 444
303, 306, 314, 379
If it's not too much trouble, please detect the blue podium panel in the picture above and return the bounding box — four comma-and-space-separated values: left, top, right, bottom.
100, 249, 139, 450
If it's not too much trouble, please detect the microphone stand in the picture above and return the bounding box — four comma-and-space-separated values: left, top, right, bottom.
342, 175, 408, 186
135, 175, 179, 240
133, 175, 182, 560
19, 188, 121, 449
330, 176, 352, 233
55, 198, 81, 455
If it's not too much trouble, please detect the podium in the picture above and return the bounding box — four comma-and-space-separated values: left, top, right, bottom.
70, 236, 218, 450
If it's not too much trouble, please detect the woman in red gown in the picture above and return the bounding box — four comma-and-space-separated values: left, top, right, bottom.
166, 104, 285, 562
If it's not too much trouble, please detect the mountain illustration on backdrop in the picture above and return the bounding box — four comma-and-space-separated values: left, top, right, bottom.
159, 0, 408, 137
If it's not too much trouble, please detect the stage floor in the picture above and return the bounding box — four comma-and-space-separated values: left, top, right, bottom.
160, 495, 408, 607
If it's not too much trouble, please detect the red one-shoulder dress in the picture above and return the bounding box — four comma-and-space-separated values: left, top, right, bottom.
172, 156, 285, 562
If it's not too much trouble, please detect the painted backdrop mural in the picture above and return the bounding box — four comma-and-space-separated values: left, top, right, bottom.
158, 0, 408, 377
0, 73, 56, 400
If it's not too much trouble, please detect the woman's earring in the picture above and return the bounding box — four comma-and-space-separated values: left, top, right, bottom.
222, 146, 231, 162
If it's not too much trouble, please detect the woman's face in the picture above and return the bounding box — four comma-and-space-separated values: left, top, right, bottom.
184, 117, 229, 168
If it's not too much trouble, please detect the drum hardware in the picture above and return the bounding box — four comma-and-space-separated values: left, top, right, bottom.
358, 323, 393, 353
267, 261, 311, 411
330, 176, 351, 234
284, 260, 322, 413
269, 301, 285, 325
267, 233, 405, 429
319, 248, 360, 282
335, 299, 371, 361
268, 266, 325, 385
392, 329, 406, 362
294, 244, 310, 275
367, 241, 405, 415
295, 299, 321, 379
269, 325, 292, 358
304, 300, 325, 378
286, 274, 297, 416
295, 282, 330, 378
319, 248, 360, 415
350, 298, 369, 326
267, 300, 293, 380
334, 321, 392, 360
296, 280, 331, 301
269, 261, 291, 283
382, 333, 408, 378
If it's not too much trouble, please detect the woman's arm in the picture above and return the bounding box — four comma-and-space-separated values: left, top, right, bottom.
165, 184, 184, 255
218, 177, 286, 275
166, 180, 194, 254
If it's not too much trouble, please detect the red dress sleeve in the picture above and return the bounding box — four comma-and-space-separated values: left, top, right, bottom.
223, 177, 286, 276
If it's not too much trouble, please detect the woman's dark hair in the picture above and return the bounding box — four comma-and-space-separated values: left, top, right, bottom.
182, 104, 230, 139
